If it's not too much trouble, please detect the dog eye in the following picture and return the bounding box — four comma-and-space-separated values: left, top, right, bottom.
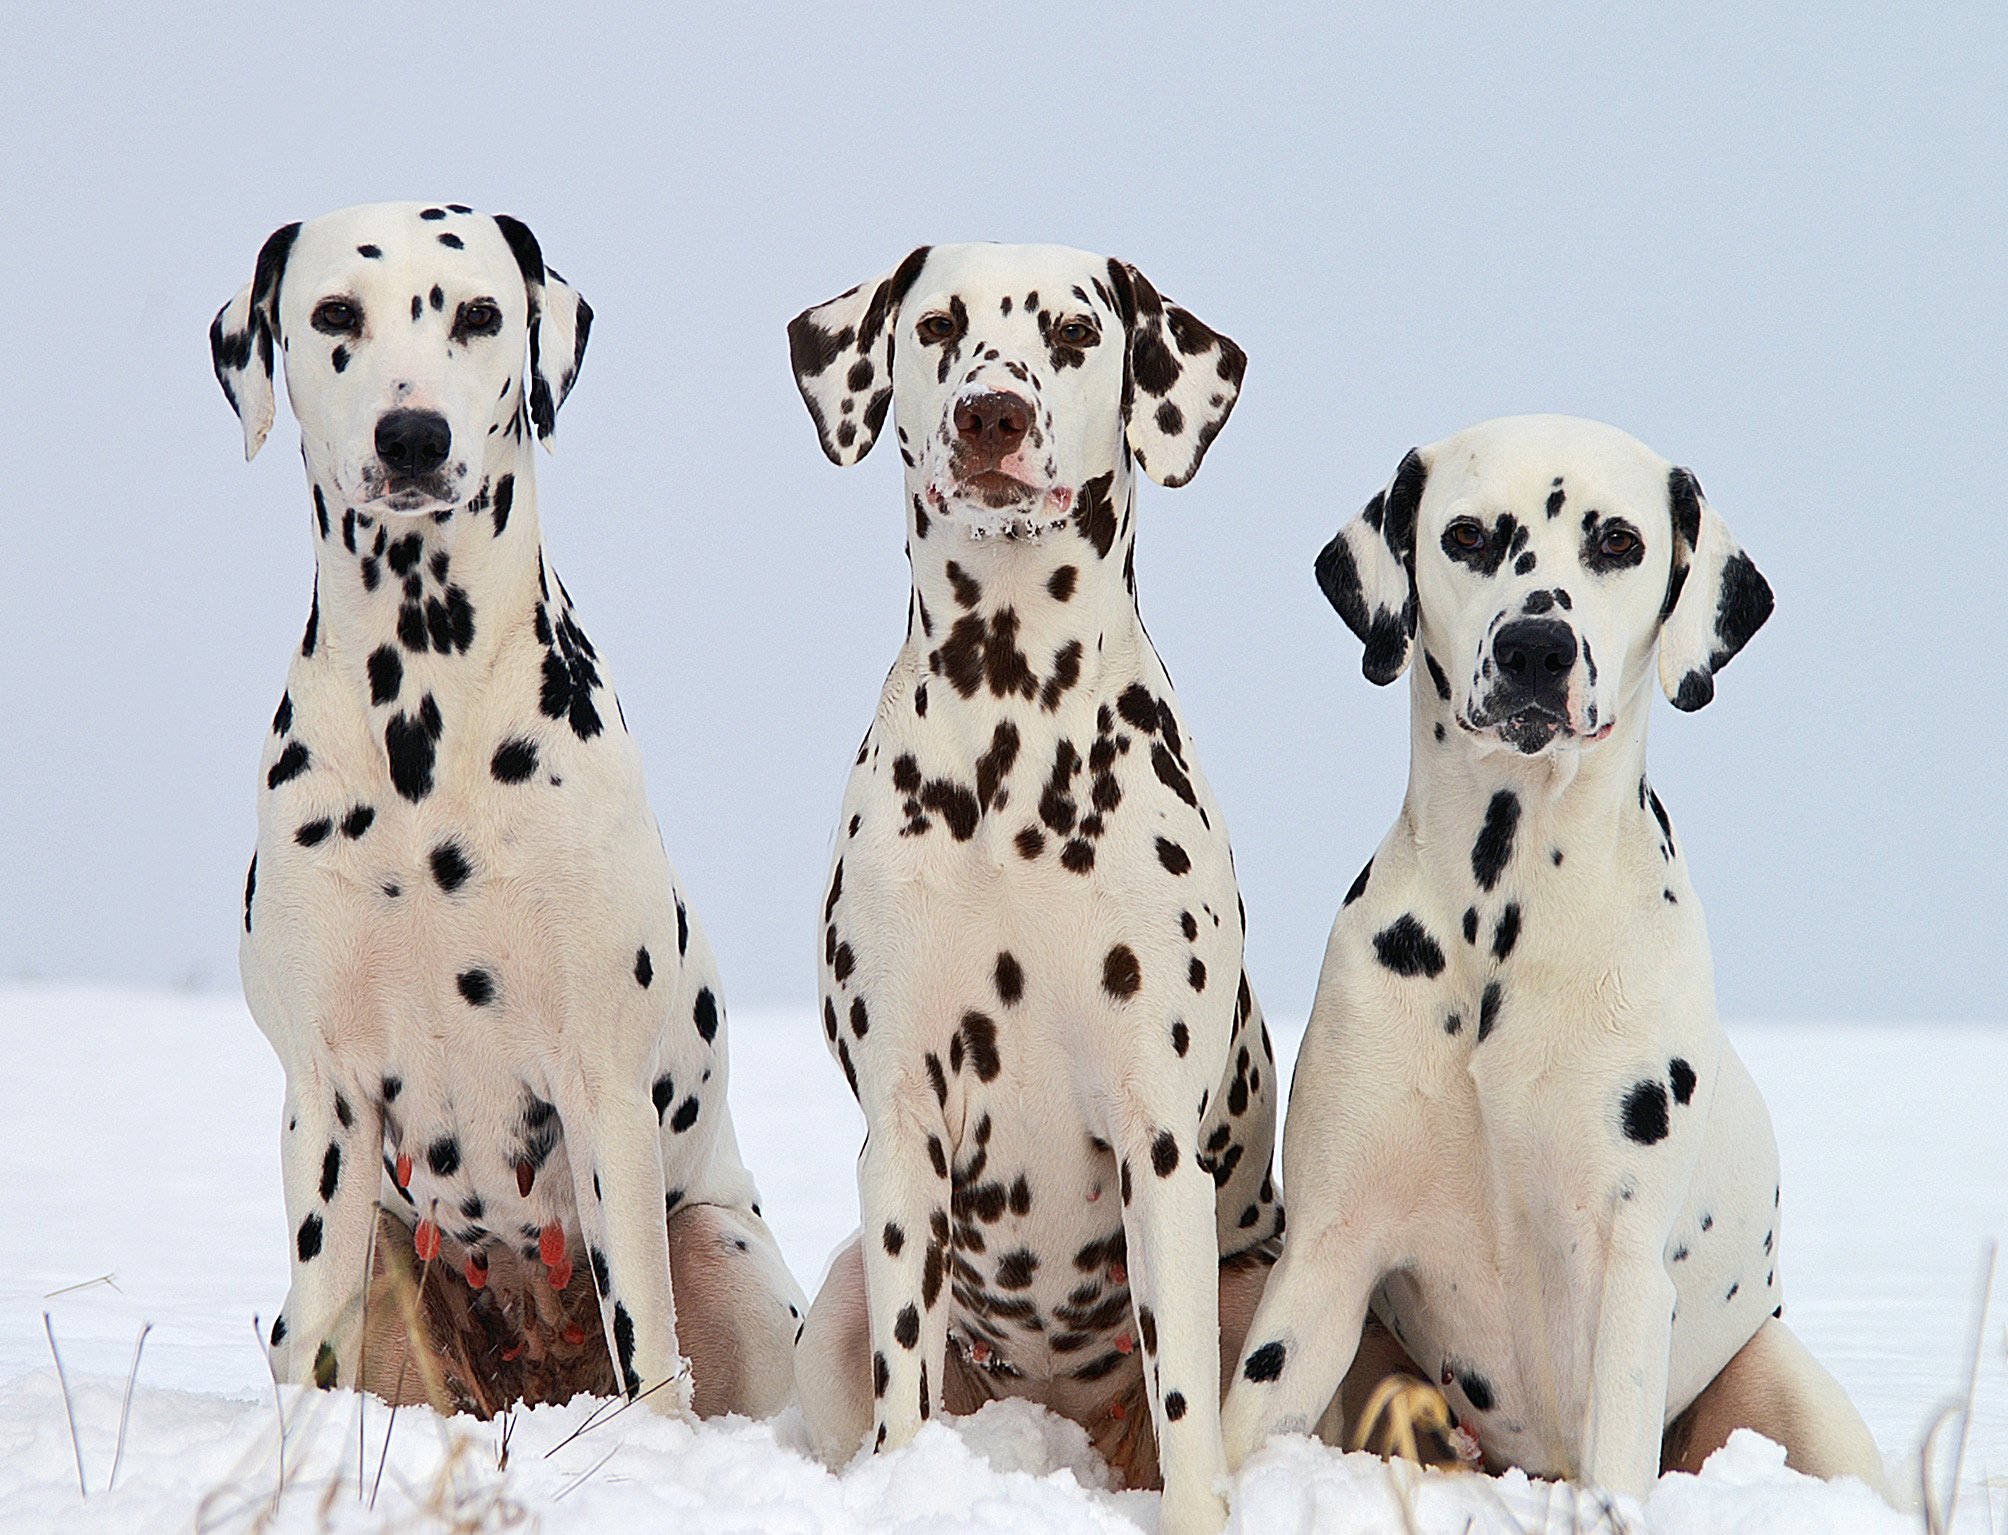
311, 299, 360, 335
1057, 319, 1098, 346
1446, 518, 1486, 552
1599, 527, 1640, 558
453, 299, 503, 340
918, 313, 957, 342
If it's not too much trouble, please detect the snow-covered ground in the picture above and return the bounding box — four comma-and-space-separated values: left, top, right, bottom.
2, 985, 2000, 1532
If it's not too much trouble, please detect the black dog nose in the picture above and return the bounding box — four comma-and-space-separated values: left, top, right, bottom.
375, 409, 452, 477
953, 391, 1031, 455
1493, 618, 1579, 703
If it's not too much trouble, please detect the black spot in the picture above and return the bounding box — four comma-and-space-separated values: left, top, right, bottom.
268, 741, 310, 789
272, 693, 293, 734
995, 1249, 1039, 1289
959, 1011, 1001, 1081
1670, 1057, 1697, 1105
430, 841, 471, 892
1164, 1389, 1187, 1421
670, 1096, 700, 1133
1458, 1371, 1496, 1413
1187, 956, 1207, 992
895, 1304, 920, 1348
491, 738, 538, 783
428, 1136, 460, 1176
1170, 1021, 1189, 1056
457, 969, 494, 1006
1622, 1080, 1671, 1145
1491, 903, 1522, 960
1463, 907, 1478, 944
318, 1143, 341, 1201
1478, 981, 1503, 1042
1244, 1341, 1285, 1382
1151, 1130, 1179, 1177
994, 952, 1024, 1005
693, 988, 719, 1043
1103, 944, 1141, 999
384, 698, 443, 802
1424, 652, 1453, 701
296, 1213, 324, 1261
333, 1093, 353, 1128
1373, 915, 1446, 978
269, 1315, 287, 1347
873, 1351, 889, 1398
313, 1342, 337, 1387
652, 1075, 675, 1119
242, 855, 257, 932
1472, 790, 1520, 891
295, 818, 332, 847
1156, 837, 1192, 876
1344, 858, 1373, 906
850, 997, 869, 1038
340, 805, 375, 839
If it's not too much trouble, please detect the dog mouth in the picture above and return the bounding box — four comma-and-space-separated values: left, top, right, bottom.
926, 476, 1075, 540
1464, 701, 1613, 755
361, 471, 460, 516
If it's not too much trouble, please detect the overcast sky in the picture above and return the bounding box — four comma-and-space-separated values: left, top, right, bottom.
2, 2, 2001, 1021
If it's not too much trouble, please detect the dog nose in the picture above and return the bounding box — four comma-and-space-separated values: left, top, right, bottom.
953, 392, 1031, 455
375, 409, 452, 477
1493, 619, 1578, 704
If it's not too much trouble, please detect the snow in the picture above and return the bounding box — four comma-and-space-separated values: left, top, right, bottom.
3, 984, 2001, 1532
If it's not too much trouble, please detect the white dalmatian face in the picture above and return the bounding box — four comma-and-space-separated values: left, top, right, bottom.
788, 242, 1245, 534
1317, 415, 1773, 754
211, 201, 591, 514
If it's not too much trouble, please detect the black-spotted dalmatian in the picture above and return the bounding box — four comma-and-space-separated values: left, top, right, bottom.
214, 202, 801, 1419
785, 244, 1280, 1535
1221, 414, 1891, 1499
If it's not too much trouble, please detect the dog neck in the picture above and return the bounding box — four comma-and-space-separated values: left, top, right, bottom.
1398, 660, 1665, 897
297, 440, 546, 683
897, 462, 1143, 736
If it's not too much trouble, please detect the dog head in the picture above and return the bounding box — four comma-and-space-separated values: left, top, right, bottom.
210, 202, 591, 514
1317, 415, 1772, 755
788, 243, 1244, 537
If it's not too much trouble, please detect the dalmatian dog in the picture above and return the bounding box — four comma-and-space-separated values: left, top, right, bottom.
784, 244, 1281, 1535
213, 202, 802, 1419
1220, 414, 1891, 1500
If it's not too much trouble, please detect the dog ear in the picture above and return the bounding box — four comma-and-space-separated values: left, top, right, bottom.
209, 221, 301, 461
1657, 467, 1774, 710
1104, 259, 1247, 489
493, 215, 594, 452
1315, 448, 1429, 685
787, 247, 933, 466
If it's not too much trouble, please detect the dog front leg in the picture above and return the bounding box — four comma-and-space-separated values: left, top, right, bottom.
1581, 1211, 1678, 1497
268, 1065, 382, 1389
1221, 1208, 1385, 1469
1108, 1101, 1229, 1535
557, 1087, 693, 1417
856, 1073, 952, 1454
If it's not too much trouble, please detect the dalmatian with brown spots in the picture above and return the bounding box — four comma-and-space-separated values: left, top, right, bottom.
214, 202, 801, 1420
1221, 415, 1890, 1500
785, 245, 1280, 1535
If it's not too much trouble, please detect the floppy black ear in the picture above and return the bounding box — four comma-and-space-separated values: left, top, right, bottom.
209, 221, 301, 460
1657, 467, 1774, 709
493, 214, 594, 451
787, 246, 932, 466
1315, 448, 1429, 684
1104, 259, 1246, 488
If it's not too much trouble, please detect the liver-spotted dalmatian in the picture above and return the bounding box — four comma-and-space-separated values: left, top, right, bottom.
785, 244, 1282, 1535
214, 202, 801, 1420
1220, 414, 1892, 1502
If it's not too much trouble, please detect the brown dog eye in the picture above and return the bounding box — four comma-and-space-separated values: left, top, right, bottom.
1601, 527, 1639, 558
1057, 319, 1096, 346
453, 299, 503, 340
312, 299, 359, 334
1447, 519, 1486, 552
918, 314, 956, 341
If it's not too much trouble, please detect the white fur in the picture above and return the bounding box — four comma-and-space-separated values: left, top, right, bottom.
217, 202, 801, 1416
788, 244, 1268, 1535
1220, 415, 1887, 1500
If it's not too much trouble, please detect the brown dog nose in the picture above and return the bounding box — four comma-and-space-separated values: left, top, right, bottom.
953, 391, 1031, 461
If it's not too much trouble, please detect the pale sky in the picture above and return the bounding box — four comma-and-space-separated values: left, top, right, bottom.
2, 2, 2002, 1020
